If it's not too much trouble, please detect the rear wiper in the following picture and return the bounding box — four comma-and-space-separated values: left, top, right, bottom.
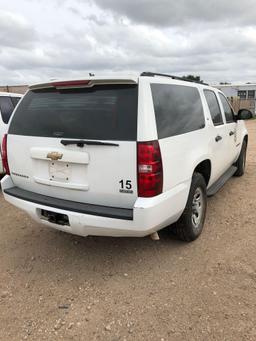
60, 139, 119, 147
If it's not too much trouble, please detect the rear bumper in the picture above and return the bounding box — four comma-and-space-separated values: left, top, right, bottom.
1, 175, 190, 237
4, 186, 133, 221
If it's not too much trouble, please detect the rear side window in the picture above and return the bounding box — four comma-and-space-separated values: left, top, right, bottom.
219, 93, 235, 123
0, 96, 14, 124
151, 84, 205, 139
11, 96, 21, 108
9, 85, 138, 141
204, 90, 223, 126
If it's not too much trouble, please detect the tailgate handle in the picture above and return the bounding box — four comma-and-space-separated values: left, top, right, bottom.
61, 140, 119, 147
30, 147, 89, 164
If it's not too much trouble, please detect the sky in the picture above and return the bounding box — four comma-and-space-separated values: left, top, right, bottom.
0, 0, 256, 85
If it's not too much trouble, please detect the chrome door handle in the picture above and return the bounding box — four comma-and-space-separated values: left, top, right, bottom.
215, 135, 222, 142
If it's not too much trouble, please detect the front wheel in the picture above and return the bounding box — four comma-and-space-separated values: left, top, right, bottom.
172, 172, 207, 242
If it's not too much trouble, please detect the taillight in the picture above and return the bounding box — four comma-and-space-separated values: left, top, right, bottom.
137, 140, 163, 197
1, 134, 10, 175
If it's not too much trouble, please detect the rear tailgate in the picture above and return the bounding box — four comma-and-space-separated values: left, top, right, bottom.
7, 81, 138, 209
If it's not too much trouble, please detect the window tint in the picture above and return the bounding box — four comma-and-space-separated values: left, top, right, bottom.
219, 93, 235, 123
204, 90, 223, 126
237, 90, 246, 99
11, 96, 21, 107
151, 84, 205, 139
248, 90, 255, 99
0, 96, 14, 124
9, 85, 138, 141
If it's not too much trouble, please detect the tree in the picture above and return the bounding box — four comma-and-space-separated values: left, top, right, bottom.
182, 75, 203, 83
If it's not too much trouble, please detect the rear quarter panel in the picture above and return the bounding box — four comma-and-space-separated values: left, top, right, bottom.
141, 78, 213, 193
137, 78, 158, 141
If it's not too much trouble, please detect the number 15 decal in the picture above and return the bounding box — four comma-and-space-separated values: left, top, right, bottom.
119, 180, 133, 193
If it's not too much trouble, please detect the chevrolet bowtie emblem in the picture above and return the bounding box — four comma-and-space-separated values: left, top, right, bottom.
46, 151, 63, 161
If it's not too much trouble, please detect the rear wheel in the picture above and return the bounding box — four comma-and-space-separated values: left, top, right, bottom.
171, 172, 207, 242
234, 140, 247, 177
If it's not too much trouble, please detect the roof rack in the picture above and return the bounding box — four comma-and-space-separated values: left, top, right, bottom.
140, 72, 208, 86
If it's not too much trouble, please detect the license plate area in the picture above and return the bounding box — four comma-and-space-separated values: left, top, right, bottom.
41, 209, 70, 226
49, 162, 71, 182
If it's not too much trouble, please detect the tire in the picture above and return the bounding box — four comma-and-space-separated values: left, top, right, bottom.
172, 172, 207, 242
234, 140, 247, 177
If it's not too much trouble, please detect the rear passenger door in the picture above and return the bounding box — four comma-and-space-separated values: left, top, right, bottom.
204, 90, 229, 182
218, 93, 238, 165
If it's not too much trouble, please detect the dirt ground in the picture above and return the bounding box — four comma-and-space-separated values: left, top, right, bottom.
0, 121, 256, 341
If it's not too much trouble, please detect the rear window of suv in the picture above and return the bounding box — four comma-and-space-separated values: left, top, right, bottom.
151, 84, 205, 139
9, 84, 138, 141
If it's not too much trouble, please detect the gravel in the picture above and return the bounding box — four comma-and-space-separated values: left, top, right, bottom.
0, 120, 256, 340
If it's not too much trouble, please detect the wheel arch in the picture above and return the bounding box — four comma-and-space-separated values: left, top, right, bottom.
193, 159, 212, 187
244, 134, 248, 145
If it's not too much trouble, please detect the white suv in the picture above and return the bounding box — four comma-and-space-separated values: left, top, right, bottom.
0, 92, 22, 174
0, 73, 251, 241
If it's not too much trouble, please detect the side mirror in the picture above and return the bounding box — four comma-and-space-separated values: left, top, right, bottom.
237, 109, 253, 120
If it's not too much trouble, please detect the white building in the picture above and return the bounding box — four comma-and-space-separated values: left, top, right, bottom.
215, 83, 256, 114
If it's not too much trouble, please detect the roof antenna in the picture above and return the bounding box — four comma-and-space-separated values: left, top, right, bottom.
89, 73, 95, 76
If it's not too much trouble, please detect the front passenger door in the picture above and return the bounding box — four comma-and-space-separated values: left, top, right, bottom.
218, 93, 238, 166
204, 90, 229, 183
